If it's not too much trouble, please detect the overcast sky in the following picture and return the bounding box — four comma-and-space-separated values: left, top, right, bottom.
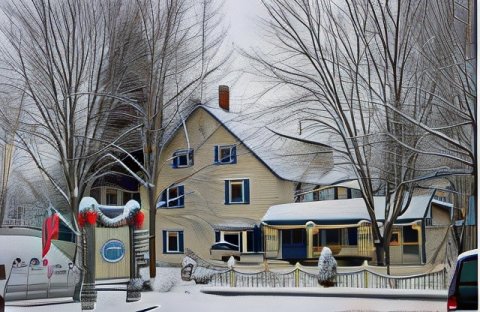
218, 0, 270, 113
224, 0, 266, 49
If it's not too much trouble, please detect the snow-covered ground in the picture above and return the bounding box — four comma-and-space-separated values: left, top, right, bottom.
6, 267, 447, 312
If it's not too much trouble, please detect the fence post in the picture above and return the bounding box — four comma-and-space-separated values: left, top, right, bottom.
229, 270, 235, 287
363, 270, 368, 288
443, 268, 447, 289
295, 262, 300, 287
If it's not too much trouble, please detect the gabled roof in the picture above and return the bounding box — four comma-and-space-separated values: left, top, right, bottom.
165, 104, 354, 185
261, 193, 452, 226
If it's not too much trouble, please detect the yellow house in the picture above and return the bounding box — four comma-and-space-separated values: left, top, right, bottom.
154, 98, 352, 264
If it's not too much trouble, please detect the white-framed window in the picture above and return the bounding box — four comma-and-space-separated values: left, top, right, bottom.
214, 228, 260, 253
163, 230, 184, 253
214, 145, 237, 164
224, 179, 250, 204
172, 149, 194, 168
223, 232, 241, 251
159, 185, 185, 208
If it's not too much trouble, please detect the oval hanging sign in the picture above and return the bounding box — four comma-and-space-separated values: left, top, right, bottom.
101, 239, 125, 263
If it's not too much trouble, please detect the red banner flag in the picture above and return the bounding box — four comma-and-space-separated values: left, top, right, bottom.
42, 213, 59, 258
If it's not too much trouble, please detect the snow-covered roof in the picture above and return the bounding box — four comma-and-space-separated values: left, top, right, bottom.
431, 199, 453, 209
172, 104, 354, 185
212, 217, 258, 230
262, 194, 444, 226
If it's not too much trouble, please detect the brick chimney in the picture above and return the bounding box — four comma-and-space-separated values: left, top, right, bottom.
219, 85, 229, 111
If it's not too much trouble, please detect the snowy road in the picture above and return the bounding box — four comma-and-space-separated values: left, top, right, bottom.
6, 287, 447, 312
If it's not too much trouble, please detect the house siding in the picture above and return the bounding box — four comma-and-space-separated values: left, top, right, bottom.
155, 108, 295, 263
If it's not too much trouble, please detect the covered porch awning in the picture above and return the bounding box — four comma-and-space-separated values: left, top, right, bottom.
212, 217, 258, 231
261, 194, 442, 227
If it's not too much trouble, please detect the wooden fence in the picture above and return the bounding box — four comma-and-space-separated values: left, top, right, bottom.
206, 265, 448, 290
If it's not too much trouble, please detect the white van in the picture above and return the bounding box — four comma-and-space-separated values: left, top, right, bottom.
0, 226, 79, 303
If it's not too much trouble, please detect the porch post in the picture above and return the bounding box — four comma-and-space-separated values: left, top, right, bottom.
305, 221, 315, 259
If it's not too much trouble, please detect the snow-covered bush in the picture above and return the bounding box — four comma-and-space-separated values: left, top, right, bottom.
181, 256, 197, 281
227, 256, 236, 269
182, 256, 197, 271
317, 247, 337, 287
140, 267, 179, 292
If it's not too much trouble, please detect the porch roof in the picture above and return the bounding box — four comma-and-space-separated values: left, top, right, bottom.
262, 194, 445, 226
212, 217, 258, 231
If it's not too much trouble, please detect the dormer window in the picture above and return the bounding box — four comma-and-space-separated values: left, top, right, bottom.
172, 149, 194, 168
214, 145, 237, 164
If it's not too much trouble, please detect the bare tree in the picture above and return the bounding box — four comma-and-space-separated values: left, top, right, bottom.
126, 0, 229, 278
0, 0, 145, 299
247, 0, 474, 268
0, 96, 21, 224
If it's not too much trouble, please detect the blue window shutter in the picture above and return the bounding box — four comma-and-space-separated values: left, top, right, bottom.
179, 231, 184, 252
214, 146, 219, 164
244, 179, 250, 204
231, 146, 237, 164
224, 180, 230, 204
172, 154, 178, 168
179, 185, 185, 207
189, 149, 194, 166
162, 231, 167, 253
161, 191, 167, 207
253, 225, 261, 252
215, 230, 220, 242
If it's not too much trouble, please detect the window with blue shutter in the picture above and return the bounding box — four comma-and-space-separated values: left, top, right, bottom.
215, 230, 220, 242
215, 145, 237, 164
225, 179, 250, 205
159, 185, 185, 208
163, 230, 184, 253
172, 149, 194, 168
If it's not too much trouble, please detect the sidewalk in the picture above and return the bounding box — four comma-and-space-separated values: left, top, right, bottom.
201, 286, 447, 300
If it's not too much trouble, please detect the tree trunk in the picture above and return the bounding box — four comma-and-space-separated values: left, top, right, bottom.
71, 200, 83, 302
375, 242, 385, 266
385, 243, 391, 275
148, 185, 156, 278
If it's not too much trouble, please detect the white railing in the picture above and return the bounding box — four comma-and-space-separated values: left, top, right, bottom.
205, 265, 448, 289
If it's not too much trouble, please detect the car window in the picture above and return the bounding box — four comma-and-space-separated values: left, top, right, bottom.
456, 257, 478, 310
459, 258, 477, 284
